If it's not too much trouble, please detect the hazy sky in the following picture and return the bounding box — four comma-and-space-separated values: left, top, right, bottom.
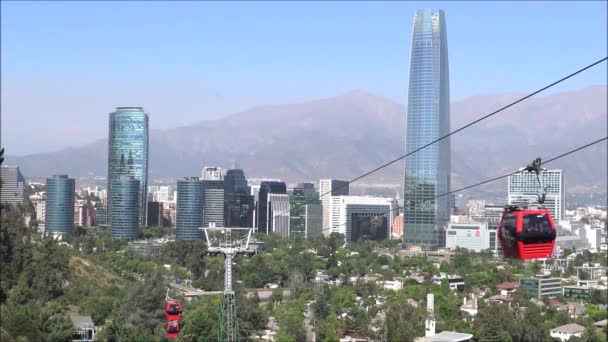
2, 1, 607, 155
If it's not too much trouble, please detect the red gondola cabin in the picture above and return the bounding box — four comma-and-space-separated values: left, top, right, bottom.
165, 301, 183, 322
498, 207, 556, 260
166, 321, 180, 339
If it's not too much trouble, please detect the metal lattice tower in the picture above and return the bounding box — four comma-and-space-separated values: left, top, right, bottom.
202, 227, 256, 342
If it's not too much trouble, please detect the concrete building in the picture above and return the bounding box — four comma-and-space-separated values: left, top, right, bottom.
508, 169, 565, 222
392, 213, 404, 238
30, 194, 46, 232
330, 196, 393, 244
45, 175, 75, 236
202, 167, 224, 228
520, 274, 562, 299
268, 193, 290, 237
446, 222, 492, 253
74, 199, 95, 227
319, 179, 349, 237
0, 165, 26, 206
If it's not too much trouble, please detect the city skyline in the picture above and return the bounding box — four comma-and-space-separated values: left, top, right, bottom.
2, 1, 607, 155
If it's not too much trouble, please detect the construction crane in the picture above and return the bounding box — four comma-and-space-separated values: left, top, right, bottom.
202, 227, 256, 342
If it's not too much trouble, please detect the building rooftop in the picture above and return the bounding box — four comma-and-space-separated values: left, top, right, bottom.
415, 331, 473, 342
497, 282, 519, 290
551, 323, 586, 334
70, 315, 94, 329
593, 319, 607, 327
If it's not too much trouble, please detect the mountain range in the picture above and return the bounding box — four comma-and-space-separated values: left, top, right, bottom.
7, 85, 607, 195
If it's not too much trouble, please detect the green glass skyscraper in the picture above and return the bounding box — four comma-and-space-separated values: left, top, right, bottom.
107, 107, 149, 227
45, 174, 75, 236
403, 9, 451, 248
110, 176, 140, 239
176, 177, 204, 240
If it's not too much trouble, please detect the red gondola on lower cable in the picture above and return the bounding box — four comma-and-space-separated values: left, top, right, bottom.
165, 301, 183, 322
166, 321, 180, 339
498, 157, 557, 260
498, 207, 557, 260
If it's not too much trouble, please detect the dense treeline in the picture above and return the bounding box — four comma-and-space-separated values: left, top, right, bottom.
1, 201, 607, 341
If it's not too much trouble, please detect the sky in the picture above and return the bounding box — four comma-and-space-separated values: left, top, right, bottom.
1, 1, 607, 155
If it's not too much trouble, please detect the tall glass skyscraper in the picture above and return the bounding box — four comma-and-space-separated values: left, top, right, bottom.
176, 177, 204, 240
45, 174, 75, 235
403, 9, 451, 248
107, 107, 149, 227
110, 176, 140, 239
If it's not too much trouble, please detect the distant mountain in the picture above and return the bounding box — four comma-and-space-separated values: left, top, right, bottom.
8, 86, 607, 196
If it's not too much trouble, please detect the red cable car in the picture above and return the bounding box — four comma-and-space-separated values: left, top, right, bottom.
165, 301, 183, 322
498, 207, 556, 259
166, 321, 180, 339
497, 158, 557, 260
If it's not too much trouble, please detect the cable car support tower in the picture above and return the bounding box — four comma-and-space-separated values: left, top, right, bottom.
202, 227, 256, 342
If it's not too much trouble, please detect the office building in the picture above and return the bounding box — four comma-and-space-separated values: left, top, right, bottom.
107, 107, 149, 226
257, 181, 287, 233
176, 177, 204, 240
202, 167, 224, 227
520, 274, 562, 299
508, 169, 565, 221
403, 9, 451, 248
202, 166, 223, 180
0, 165, 26, 206
289, 188, 306, 238
446, 222, 492, 253
331, 196, 393, 244
110, 176, 140, 239
224, 168, 254, 227
319, 179, 349, 237
95, 204, 108, 227
45, 175, 75, 236
299, 183, 323, 239
268, 193, 290, 237
289, 186, 322, 239
147, 201, 163, 227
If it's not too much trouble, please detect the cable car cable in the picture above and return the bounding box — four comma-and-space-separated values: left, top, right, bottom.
273, 56, 608, 221
319, 136, 607, 235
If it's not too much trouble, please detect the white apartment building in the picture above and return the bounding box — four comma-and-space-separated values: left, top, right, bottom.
319, 179, 349, 237
508, 169, 565, 221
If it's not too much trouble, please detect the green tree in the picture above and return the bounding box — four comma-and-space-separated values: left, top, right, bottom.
474, 302, 514, 341
385, 300, 425, 341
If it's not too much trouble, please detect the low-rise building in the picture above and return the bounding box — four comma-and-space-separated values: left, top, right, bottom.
520, 274, 562, 299
496, 281, 519, 294
550, 323, 585, 341
432, 274, 465, 291
563, 286, 590, 301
